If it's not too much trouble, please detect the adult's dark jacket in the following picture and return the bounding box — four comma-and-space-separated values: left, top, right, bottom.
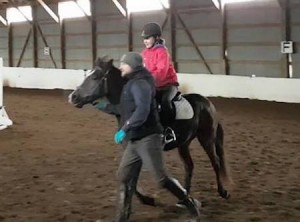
119, 66, 163, 141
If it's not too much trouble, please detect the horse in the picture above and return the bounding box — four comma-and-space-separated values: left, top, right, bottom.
69, 56, 232, 206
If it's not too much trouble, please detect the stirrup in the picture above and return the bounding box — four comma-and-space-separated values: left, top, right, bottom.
164, 127, 176, 144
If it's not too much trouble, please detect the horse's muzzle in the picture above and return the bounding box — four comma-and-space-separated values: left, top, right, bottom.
68, 92, 83, 108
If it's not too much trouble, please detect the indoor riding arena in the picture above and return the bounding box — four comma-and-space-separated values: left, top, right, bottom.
0, 0, 300, 222
0, 88, 299, 222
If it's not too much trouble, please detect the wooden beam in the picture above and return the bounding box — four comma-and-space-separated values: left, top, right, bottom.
221, 3, 229, 75
112, 0, 127, 17
9, 0, 57, 68
212, 0, 221, 10
91, 0, 97, 64
36, 24, 57, 68
161, 14, 169, 31
36, 0, 59, 23
170, 0, 177, 70
73, 0, 91, 21
282, 0, 291, 78
176, 12, 213, 74
17, 28, 32, 67
158, 0, 213, 74
60, 19, 66, 69
32, 3, 38, 67
159, 0, 169, 31
8, 24, 13, 67
128, 13, 133, 51
9, 1, 31, 23
0, 15, 7, 26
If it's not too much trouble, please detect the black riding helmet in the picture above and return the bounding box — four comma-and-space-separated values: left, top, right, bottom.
141, 22, 162, 38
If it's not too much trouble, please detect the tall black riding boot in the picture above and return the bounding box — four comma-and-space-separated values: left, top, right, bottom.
115, 182, 135, 222
163, 177, 201, 218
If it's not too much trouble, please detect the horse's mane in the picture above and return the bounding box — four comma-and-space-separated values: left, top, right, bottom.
95, 56, 126, 105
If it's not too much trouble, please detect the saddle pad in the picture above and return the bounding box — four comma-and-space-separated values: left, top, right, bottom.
174, 96, 194, 120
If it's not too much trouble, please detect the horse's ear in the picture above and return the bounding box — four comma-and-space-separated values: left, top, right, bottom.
94, 57, 101, 66
107, 59, 114, 68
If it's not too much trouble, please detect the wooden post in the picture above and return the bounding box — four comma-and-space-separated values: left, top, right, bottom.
91, 0, 97, 64
221, 3, 229, 75
60, 20, 66, 69
8, 24, 13, 67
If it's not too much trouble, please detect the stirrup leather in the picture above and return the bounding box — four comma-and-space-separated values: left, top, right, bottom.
164, 127, 176, 144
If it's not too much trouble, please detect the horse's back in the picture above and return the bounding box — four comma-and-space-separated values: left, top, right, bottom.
182, 93, 218, 129
182, 93, 214, 111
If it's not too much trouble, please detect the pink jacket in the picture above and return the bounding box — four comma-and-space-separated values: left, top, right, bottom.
142, 44, 178, 89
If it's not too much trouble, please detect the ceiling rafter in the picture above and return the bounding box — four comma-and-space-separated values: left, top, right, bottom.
211, 0, 221, 10
36, 0, 59, 23
112, 0, 126, 17
0, 14, 7, 25
73, 0, 91, 21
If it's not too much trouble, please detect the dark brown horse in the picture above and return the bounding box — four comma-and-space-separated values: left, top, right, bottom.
69, 57, 232, 206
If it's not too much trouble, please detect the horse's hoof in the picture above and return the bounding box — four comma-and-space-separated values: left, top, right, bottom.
220, 190, 231, 200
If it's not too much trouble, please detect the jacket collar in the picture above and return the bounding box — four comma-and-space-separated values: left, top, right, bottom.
126, 66, 146, 80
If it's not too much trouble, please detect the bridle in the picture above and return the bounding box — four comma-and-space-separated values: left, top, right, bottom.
94, 65, 110, 96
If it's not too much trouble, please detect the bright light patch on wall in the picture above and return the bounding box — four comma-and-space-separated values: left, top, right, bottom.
58, 0, 91, 20
7, 6, 32, 23
223, 0, 257, 3
127, 0, 169, 13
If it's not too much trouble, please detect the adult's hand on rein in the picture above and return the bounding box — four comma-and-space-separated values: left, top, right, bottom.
114, 130, 126, 144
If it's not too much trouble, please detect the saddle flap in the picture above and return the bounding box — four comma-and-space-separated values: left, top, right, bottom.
173, 96, 194, 120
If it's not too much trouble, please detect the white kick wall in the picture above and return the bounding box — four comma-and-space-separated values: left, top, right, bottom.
1, 66, 300, 103
0, 58, 13, 130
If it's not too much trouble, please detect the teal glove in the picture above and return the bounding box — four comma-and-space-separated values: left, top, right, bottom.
95, 102, 107, 110
114, 129, 126, 144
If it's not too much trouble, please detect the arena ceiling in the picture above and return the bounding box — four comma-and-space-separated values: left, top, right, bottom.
0, 0, 70, 10
0, 0, 284, 11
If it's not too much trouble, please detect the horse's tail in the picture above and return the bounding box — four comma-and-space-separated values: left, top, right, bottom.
216, 123, 233, 186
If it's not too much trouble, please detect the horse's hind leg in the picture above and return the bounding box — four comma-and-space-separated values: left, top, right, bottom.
197, 133, 230, 199
177, 143, 194, 194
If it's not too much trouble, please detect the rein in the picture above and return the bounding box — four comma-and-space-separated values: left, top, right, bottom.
103, 71, 108, 95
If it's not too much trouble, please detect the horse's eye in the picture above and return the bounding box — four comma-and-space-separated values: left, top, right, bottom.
92, 70, 103, 80
92, 74, 101, 80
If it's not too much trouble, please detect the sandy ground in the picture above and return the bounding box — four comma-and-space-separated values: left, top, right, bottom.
0, 88, 299, 222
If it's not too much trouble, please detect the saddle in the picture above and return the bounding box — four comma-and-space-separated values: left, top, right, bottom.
172, 93, 194, 120
157, 92, 194, 144
157, 92, 194, 121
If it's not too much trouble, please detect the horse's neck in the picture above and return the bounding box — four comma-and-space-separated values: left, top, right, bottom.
107, 94, 120, 105
106, 66, 124, 105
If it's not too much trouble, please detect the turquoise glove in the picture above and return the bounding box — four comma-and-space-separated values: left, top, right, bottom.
114, 129, 126, 144
95, 102, 107, 110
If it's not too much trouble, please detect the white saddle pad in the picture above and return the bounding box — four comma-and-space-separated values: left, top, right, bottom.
174, 96, 194, 120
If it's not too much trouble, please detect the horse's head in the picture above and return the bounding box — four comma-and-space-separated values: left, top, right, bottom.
68, 56, 114, 108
